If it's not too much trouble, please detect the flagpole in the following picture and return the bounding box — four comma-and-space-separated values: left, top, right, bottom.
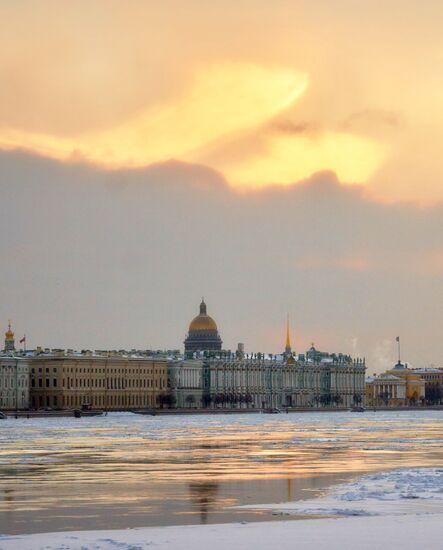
397, 337, 401, 363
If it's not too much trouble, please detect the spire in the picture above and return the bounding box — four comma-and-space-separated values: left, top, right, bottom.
284, 314, 292, 357
199, 298, 207, 315
285, 315, 291, 350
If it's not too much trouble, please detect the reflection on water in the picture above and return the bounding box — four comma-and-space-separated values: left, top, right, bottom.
0, 411, 442, 534
189, 482, 219, 523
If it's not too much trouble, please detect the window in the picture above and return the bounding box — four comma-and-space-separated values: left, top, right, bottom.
53, 379, 57, 388
46, 379, 50, 388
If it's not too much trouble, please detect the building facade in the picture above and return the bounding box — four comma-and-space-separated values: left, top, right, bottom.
170, 350, 366, 409
29, 351, 168, 410
386, 361, 425, 404
0, 356, 30, 410
168, 359, 205, 408
365, 361, 427, 407
365, 373, 407, 407
413, 368, 443, 404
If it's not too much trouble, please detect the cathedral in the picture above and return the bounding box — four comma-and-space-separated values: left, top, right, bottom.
184, 299, 222, 356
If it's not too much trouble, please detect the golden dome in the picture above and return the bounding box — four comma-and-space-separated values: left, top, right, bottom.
188, 299, 218, 332
5, 321, 14, 339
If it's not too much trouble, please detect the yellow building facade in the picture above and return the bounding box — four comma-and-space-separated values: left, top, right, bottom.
386, 362, 425, 403
366, 361, 426, 407
29, 351, 168, 410
365, 374, 406, 407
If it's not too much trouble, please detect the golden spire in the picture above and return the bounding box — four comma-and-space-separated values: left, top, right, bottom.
286, 314, 291, 350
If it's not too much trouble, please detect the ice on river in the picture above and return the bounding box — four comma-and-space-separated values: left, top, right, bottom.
1, 468, 442, 550
237, 467, 443, 517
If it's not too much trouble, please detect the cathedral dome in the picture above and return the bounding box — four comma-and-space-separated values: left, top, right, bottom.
185, 299, 222, 354
188, 299, 218, 332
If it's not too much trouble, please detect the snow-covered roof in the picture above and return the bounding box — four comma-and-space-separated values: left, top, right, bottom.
412, 368, 442, 373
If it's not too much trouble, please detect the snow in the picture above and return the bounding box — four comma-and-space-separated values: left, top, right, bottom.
0, 515, 442, 550
237, 468, 443, 517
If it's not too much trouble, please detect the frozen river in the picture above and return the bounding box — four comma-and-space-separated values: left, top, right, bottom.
0, 410, 442, 535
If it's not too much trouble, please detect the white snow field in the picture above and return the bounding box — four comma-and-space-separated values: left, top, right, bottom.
0, 513, 441, 550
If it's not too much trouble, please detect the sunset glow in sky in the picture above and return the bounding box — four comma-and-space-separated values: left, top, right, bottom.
1, 1, 443, 366
2, 0, 443, 202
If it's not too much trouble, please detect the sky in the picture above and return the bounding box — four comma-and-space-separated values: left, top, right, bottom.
1, 1, 443, 371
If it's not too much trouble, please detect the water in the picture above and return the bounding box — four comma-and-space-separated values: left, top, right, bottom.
0, 410, 442, 534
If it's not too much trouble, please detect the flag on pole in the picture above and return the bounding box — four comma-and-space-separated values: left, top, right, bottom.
396, 336, 400, 342
19, 335, 26, 344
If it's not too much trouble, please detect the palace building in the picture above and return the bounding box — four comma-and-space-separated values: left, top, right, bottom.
28, 350, 168, 410
171, 309, 366, 409
184, 299, 222, 356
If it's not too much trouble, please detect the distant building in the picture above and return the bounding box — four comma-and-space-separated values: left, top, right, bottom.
168, 358, 205, 408
411, 367, 443, 405
170, 351, 365, 410
366, 360, 426, 407
184, 299, 222, 356
28, 350, 168, 410
365, 373, 406, 407
0, 356, 30, 410
386, 361, 425, 404
173, 316, 365, 409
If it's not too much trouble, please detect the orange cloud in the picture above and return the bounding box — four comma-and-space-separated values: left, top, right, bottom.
0, 60, 386, 192
0, 63, 308, 167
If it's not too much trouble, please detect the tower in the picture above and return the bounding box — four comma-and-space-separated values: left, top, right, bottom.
4, 321, 15, 352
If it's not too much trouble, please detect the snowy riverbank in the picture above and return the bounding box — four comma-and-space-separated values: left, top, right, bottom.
1, 514, 442, 550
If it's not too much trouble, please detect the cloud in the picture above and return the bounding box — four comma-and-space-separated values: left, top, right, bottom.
341, 109, 401, 131
1, 150, 442, 370
0, 63, 308, 167
0, 57, 386, 194
215, 130, 386, 189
